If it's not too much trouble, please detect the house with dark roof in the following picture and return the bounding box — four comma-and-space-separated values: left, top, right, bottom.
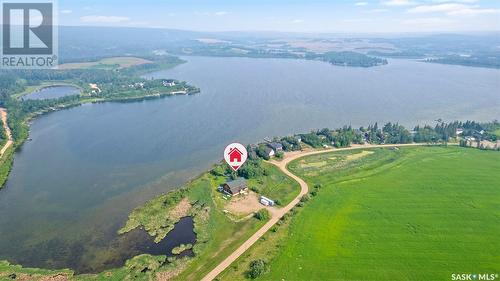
267, 142, 283, 152
264, 146, 275, 157
222, 178, 248, 196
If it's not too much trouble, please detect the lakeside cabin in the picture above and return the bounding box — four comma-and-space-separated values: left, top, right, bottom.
221, 178, 248, 196
267, 142, 283, 152
264, 146, 275, 157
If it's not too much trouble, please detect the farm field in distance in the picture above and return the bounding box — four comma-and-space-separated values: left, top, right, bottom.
58, 56, 153, 70
219, 146, 500, 281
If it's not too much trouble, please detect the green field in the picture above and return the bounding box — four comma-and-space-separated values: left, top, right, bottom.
247, 162, 300, 206
58, 57, 153, 70
494, 129, 500, 138
220, 147, 500, 280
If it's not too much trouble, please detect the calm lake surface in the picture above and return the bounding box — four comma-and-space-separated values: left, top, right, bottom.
0, 57, 499, 272
22, 85, 81, 100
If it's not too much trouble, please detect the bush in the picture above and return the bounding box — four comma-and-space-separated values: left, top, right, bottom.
210, 164, 230, 177
314, 183, 322, 189
238, 159, 267, 179
300, 194, 311, 202
254, 209, 270, 221
248, 259, 267, 279
171, 243, 193, 255
256, 144, 271, 160
275, 151, 284, 159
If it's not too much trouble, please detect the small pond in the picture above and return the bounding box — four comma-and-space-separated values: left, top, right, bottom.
21, 85, 81, 100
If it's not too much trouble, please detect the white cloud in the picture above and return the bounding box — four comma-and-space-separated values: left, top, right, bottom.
408, 3, 500, 16
366, 8, 389, 13
431, 0, 478, 3
408, 3, 468, 13
292, 19, 304, 23
80, 15, 131, 23
403, 17, 454, 25
381, 0, 415, 6
195, 11, 228, 16
355, 2, 368, 6
447, 8, 500, 16
60, 9, 72, 14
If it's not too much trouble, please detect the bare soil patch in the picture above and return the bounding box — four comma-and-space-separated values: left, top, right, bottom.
169, 198, 191, 218
225, 191, 263, 216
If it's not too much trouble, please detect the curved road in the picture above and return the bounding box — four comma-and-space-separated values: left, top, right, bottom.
201, 143, 426, 281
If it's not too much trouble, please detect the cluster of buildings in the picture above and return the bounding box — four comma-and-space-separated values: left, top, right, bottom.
126, 79, 176, 89
128, 82, 145, 89
249, 141, 284, 158
162, 79, 176, 87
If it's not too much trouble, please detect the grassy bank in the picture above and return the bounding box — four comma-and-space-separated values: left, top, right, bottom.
0, 157, 301, 279
219, 146, 500, 280
247, 162, 300, 206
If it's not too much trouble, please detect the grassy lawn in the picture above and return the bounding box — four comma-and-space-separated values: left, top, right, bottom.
0, 146, 14, 187
247, 162, 300, 206
220, 146, 500, 280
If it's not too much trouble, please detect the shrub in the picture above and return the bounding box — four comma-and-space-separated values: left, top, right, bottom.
171, 243, 193, 255
248, 259, 267, 279
275, 151, 284, 159
300, 194, 311, 202
256, 144, 271, 160
254, 209, 270, 221
211, 164, 230, 177
238, 159, 267, 179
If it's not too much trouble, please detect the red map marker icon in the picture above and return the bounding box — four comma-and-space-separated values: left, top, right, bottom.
224, 143, 248, 171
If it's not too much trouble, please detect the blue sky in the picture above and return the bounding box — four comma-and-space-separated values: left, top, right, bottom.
58, 0, 500, 33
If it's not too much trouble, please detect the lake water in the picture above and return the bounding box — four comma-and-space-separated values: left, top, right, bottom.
0, 57, 499, 272
21, 85, 81, 100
